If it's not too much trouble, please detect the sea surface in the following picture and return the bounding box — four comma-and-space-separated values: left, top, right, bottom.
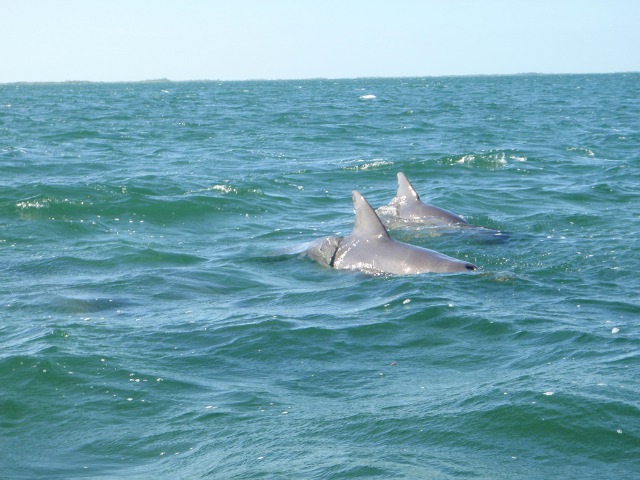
1, 74, 639, 479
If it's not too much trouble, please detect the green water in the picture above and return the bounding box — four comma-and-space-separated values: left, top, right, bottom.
1, 74, 639, 479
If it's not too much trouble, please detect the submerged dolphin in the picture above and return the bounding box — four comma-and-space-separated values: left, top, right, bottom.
376, 172, 468, 225
307, 191, 477, 275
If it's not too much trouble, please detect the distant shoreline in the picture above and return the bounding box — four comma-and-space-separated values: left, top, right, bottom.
2, 71, 639, 86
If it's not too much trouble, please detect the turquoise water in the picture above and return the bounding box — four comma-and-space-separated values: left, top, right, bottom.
1, 74, 639, 479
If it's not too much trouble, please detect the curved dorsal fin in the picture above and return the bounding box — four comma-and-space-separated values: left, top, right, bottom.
352, 191, 391, 239
397, 172, 420, 201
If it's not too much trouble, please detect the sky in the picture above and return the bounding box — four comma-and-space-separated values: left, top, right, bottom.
1, 0, 639, 83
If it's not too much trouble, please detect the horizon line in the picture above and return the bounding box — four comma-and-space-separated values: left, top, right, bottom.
2, 70, 639, 86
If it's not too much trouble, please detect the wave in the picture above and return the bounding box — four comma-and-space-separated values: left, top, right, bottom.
438, 150, 528, 168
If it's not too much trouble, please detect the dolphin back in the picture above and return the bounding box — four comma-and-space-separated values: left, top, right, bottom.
379, 172, 468, 225
306, 236, 342, 268
333, 190, 477, 275
335, 235, 476, 274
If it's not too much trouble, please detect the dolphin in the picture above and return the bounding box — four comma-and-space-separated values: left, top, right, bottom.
376, 172, 468, 226
307, 191, 477, 275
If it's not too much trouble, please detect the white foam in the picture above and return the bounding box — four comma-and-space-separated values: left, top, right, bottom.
342, 160, 394, 171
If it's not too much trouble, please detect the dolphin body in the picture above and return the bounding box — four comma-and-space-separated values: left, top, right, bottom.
307, 191, 477, 275
376, 172, 468, 226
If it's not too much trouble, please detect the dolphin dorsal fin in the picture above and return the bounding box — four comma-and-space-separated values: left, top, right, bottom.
352, 191, 391, 239
397, 172, 420, 202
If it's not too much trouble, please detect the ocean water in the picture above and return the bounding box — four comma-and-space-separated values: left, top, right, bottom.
1, 74, 639, 479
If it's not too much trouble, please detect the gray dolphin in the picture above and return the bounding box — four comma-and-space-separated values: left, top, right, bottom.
376, 172, 468, 225
307, 191, 477, 275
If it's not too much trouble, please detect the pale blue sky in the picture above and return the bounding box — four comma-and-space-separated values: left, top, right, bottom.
1, 0, 638, 83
